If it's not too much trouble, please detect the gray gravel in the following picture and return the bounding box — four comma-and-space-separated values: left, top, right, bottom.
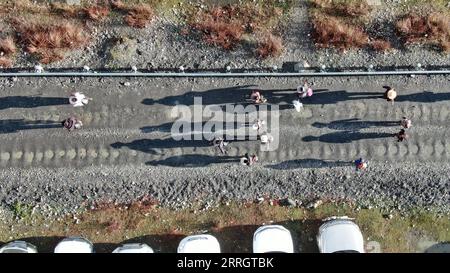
3, 1, 449, 71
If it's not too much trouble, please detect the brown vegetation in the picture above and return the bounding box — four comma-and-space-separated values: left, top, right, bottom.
256, 33, 284, 58
188, 4, 283, 51
111, 1, 154, 28
83, 5, 110, 21
12, 20, 90, 64
370, 39, 392, 52
0, 37, 16, 55
396, 12, 450, 52
0, 57, 12, 68
310, 0, 372, 17
311, 14, 369, 50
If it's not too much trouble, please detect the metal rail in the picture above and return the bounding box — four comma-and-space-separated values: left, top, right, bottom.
1, 70, 450, 77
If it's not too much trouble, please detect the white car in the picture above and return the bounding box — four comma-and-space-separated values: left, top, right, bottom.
177, 234, 221, 253
54, 236, 94, 253
0, 241, 37, 253
113, 243, 154, 253
317, 217, 365, 253
253, 225, 294, 253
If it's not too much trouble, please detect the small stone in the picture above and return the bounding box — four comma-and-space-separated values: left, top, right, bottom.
279, 198, 296, 207
307, 199, 323, 209
123, 82, 131, 86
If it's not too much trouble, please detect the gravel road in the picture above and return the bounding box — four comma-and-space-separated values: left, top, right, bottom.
0, 75, 449, 215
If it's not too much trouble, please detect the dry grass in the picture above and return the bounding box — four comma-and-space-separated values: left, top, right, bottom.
396, 12, 450, 52
111, 1, 154, 28
0, 57, 12, 68
370, 39, 393, 52
50, 2, 80, 18
83, 5, 110, 21
12, 20, 90, 64
256, 33, 284, 58
310, 0, 372, 17
188, 3, 283, 51
311, 14, 369, 50
0, 37, 16, 55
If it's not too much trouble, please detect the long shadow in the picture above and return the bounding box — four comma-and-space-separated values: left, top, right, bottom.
111, 138, 210, 155
121, 234, 185, 253
266, 159, 352, 170
302, 131, 394, 143
305, 90, 383, 105
146, 154, 239, 167
396, 91, 450, 103
312, 118, 400, 130
0, 96, 67, 110
0, 119, 61, 134
141, 85, 325, 107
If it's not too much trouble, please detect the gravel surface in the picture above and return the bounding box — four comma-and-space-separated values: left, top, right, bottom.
3, 1, 449, 71
0, 75, 449, 216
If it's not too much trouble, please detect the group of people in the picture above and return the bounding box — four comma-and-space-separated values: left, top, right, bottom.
61, 92, 91, 131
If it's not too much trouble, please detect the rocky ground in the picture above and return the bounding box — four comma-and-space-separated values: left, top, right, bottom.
2, 0, 450, 71
0, 75, 449, 216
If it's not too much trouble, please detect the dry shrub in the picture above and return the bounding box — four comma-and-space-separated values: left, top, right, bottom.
0, 57, 12, 68
312, 14, 369, 50
110, 0, 127, 10
83, 5, 110, 21
51, 2, 80, 17
396, 12, 450, 52
188, 4, 280, 50
124, 4, 154, 28
370, 39, 392, 52
256, 33, 284, 58
13, 20, 90, 63
0, 37, 16, 55
311, 0, 372, 17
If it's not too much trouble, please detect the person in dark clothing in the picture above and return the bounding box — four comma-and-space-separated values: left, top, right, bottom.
396, 129, 407, 142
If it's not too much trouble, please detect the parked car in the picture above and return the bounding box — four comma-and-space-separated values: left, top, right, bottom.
317, 217, 365, 253
54, 236, 94, 253
0, 241, 37, 253
253, 225, 294, 253
113, 243, 154, 253
177, 234, 221, 253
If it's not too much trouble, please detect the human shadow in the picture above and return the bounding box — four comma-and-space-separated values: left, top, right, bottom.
121, 234, 185, 253
266, 159, 352, 170
0, 96, 67, 110
146, 154, 240, 167
305, 90, 383, 105
396, 91, 450, 103
141, 85, 321, 107
312, 118, 400, 130
0, 119, 61, 134
111, 138, 210, 155
424, 242, 450, 253
302, 131, 394, 143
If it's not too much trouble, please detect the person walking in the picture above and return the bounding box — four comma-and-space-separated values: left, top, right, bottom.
354, 158, 368, 170
211, 136, 228, 155
252, 119, 266, 134
395, 129, 408, 142
240, 153, 258, 166
383, 86, 397, 105
401, 117, 412, 129
69, 92, 91, 107
250, 90, 267, 104
297, 80, 313, 99
62, 116, 83, 132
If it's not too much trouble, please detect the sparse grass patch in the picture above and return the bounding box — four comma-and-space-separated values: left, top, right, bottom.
310, 0, 372, 17
83, 5, 110, 21
0, 36, 16, 55
11, 202, 33, 220
311, 14, 369, 50
111, 0, 154, 28
11, 19, 90, 64
0, 57, 12, 67
370, 39, 393, 52
396, 12, 450, 52
186, 2, 288, 57
256, 33, 284, 58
